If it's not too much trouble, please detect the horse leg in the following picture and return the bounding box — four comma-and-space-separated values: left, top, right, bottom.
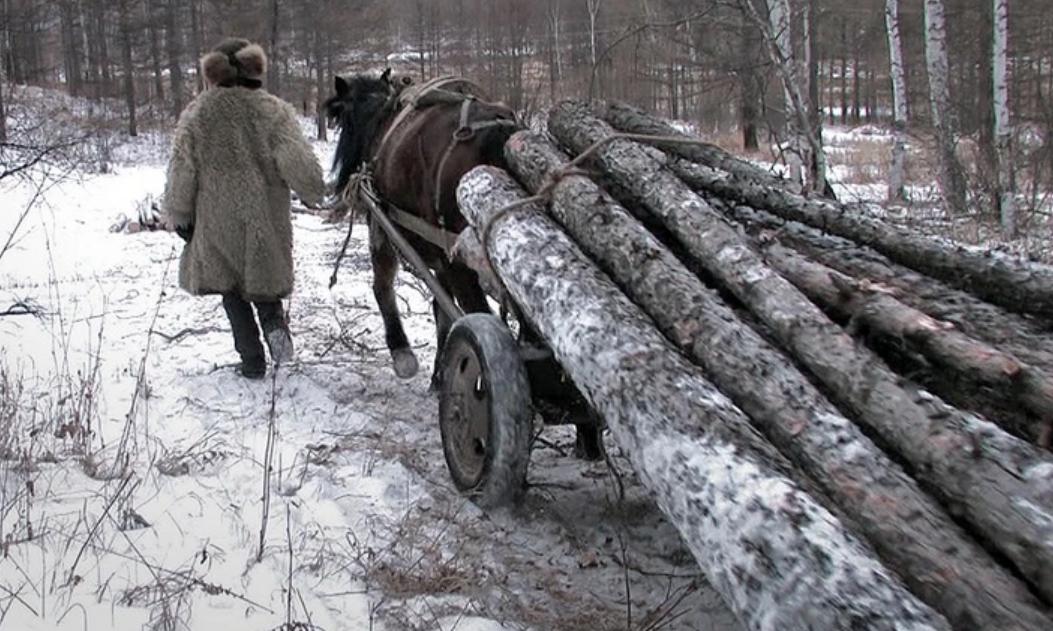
370, 220, 418, 379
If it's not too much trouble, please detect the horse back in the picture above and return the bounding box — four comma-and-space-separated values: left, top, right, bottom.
372, 93, 517, 235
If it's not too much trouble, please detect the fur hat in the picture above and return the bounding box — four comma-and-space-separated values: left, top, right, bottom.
201, 38, 267, 87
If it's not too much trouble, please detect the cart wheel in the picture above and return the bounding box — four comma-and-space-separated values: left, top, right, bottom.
439, 313, 532, 508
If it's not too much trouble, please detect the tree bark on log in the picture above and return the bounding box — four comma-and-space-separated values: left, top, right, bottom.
504, 131, 1053, 630
657, 143, 1053, 322
763, 240, 1053, 448
548, 100, 1053, 603
720, 203, 1053, 377
456, 166, 949, 631
596, 101, 792, 191
719, 203, 1053, 447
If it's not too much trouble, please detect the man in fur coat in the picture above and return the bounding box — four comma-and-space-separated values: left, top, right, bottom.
164, 38, 325, 378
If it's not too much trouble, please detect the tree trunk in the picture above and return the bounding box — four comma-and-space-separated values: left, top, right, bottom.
165, 0, 184, 117
59, 1, 83, 97
765, 0, 804, 186
118, 0, 137, 137
840, 17, 848, 124
268, 0, 281, 96
94, 0, 112, 97
188, 0, 202, 92
885, 0, 909, 203
456, 165, 949, 631
852, 47, 861, 122
505, 131, 1053, 631
805, 0, 823, 188
763, 241, 1053, 447
741, 0, 828, 195
739, 4, 761, 150
549, 101, 1053, 602
313, 26, 326, 142
924, 0, 969, 216
993, 0, 1016, 238
661, 153, 1053, 321
0, 44, 5, 143
147, 0, 165, 104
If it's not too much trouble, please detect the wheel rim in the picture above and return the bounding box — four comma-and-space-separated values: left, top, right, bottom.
441, 339, 491, 487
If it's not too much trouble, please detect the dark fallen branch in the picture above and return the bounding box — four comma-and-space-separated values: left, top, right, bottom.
152, 327, 223, 343
0, 301, 43, 317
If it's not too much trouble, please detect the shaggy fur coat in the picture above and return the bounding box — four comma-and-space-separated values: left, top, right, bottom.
163, 84, 325, 301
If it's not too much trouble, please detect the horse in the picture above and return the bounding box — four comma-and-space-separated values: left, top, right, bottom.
324, 70, 519, 384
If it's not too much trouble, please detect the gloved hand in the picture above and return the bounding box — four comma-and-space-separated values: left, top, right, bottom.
175, 224, 194, 242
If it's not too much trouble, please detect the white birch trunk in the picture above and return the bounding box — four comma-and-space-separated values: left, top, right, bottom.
923, 0, 968, 215
993, 0, 1016, 237
768, 0, 804, 186
586, 0, 602, 69
885, 0, 909, 203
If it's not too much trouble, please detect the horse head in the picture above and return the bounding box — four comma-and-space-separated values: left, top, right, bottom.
325, 71, 399, 196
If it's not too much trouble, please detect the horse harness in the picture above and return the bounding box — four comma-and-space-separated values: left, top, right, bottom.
369, 76, 519, 257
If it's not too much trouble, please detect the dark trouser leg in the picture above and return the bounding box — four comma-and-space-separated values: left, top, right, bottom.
254, 299, 294, 365
254, 300, 285, 335
222, 293, 266, 373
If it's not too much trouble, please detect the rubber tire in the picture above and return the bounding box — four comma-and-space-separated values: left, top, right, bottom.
438, 313, 532, 508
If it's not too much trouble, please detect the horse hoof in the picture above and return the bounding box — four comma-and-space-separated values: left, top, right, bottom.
392, 349, 419, 379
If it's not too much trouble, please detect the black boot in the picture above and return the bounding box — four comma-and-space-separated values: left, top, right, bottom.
256, 300, 294, 365
222, 293, 266, 379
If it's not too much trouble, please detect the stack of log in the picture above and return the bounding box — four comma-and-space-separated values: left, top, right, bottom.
455, 100, 1053, 631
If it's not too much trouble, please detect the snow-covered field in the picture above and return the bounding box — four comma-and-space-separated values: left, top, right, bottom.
0, 119, 735, 630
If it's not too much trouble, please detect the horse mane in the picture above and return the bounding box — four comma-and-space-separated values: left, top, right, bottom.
325, 74, 397, 196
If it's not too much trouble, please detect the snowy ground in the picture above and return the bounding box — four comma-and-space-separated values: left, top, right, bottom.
0, 123, 736, 630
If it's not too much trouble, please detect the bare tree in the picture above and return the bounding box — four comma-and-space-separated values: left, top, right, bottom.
884, 0, 908, 203
165, 0, 184, 117
146, 0, 165, 104
993, 0, 1016, 237
924, 0, 968, 215
743, 0, 829, 194
586, 0, 603, 69
118, 0, 138, 136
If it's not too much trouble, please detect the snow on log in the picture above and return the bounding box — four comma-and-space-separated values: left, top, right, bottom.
548, 100, 1053, 603
596, 100, 793, 191
456, 165, 949, 631
762, 240, 1053, 446
504, 131, 1053, 630
660, 144, 1053, 321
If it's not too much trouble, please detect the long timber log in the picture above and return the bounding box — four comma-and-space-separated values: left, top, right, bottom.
456, 165, 950, 631
596, 100, 793, 191
761, 241, 1053, 447
504, 130, 1053, 630
623, 126, 1053, 321
548, 100, 1053, 603
721, 203, 1053, 373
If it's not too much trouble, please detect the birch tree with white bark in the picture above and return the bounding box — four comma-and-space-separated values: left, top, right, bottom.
884, 0, 909, 203
769, 0, 805, 186
924, 0, 968, 216
742, 0, 829, 196
993, 0, 1016, 237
